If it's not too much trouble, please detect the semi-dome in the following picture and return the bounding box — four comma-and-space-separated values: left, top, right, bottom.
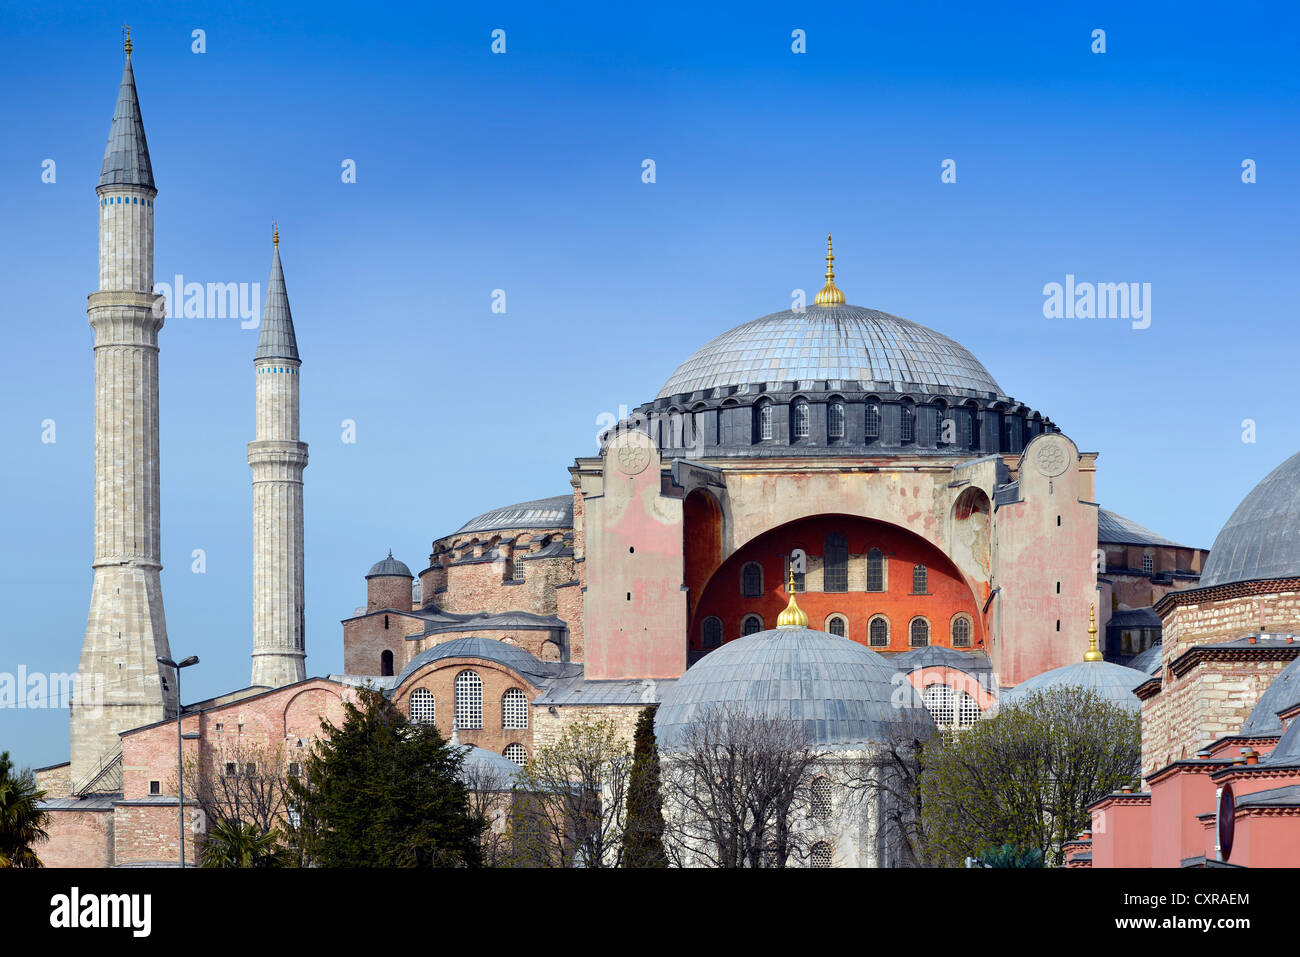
657, 303, 1004, 400
366, 550, 411, 579
1200, 451, 1300, 588
654, 624, 932, 751
454, 495, 574, 535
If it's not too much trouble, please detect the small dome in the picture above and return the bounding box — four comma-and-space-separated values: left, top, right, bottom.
394, 636, 554, 687
1241, 656, 1300, 737
1200, 450, 1300, 587
657, 304, 1004, 400
1000, 660, 1149, 713
455, 495, 574, 535
366, 550, 412, 579
458, 744, 523, 788
655, 626, 932, 750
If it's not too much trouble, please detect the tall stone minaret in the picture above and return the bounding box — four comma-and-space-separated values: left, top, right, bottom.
72, 32, 176, 787
248, 227, 308, 687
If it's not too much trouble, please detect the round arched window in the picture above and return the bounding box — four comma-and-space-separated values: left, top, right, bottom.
408, 688, 435, 725
910, 618, 930, 647
827, 615, 847, 638
504, 743, 527, 766
454, 670, 483, 729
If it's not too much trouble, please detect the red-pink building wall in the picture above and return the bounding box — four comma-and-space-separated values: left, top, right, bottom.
1090, 797, 1151, 867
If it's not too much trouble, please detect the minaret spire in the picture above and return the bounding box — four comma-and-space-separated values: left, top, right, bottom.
101, 29, 153, 190
249, 231, 309, 687
813, 233, 846, 306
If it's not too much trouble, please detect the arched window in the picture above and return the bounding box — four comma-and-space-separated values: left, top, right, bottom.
454, 670, 483, 729
923, 683, 955, 725
900, 401, 915, 443
810, 777, 832, 819
502, 688, 529, 729
935, 403, 951, 445
827, 615, 847, 638
965, 402, 980, 448
380, 650, 394, 677
741, 562, 763, 598
824, 533, 848, 593
910, 618, 930, 647
1142, 554, 1153, 575
865, 403, 881, 439
828, 400, 845, 439
702, 616, 723, 649
513, 552, 526, 581
810, 842, 834, 868
869, 616, 889, 647
866, 548, 884, 592
912, 564, 928, 594
408, 688, 435, 725
742, 614, 764, 636
792, 399, 810, 440
952, 616, 972, 647
755, 400, 773, 441
957, 690, 982, 728
504, 743, 527, 766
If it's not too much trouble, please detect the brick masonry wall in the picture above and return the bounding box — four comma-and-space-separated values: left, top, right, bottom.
530, 704, 646, 750
113, 803, 196, 865
38, 809, 114, 868
35, 763, 71, 799
343, 609, 426, 674
391, 658, 540, 760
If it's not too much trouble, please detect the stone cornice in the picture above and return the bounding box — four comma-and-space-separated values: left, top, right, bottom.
1168, 643, 1300, 678
1154, 578, 1300, 616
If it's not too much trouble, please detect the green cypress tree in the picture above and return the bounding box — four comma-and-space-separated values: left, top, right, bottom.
287, 686, 485, 867
623, 705, 667, 867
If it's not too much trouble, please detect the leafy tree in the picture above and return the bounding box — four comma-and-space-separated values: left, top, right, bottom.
623, 706, 667, 868
922, 686, 1140, 867
286, 686, 485, 867
0, 751, 49, 868
200, 818, 288, 868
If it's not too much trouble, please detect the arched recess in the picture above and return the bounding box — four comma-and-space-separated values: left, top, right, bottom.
951, 486, 993, 580
683, 488, 723, 622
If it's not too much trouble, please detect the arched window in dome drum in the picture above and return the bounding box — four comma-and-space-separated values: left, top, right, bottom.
741, 562, 763, 598
952, 616, 972, 647
824, 533, 848, 592
828, 400, 845, 439
454, 670, 483, 729
502, 688, 528, 729
900, 402, 915, 444
865, 403, 881, 440
702, 616, 723, 649
792, 400, 810, 440
866, 548, 884, 592
755, 401, 773, 442
869, 616, 889, 647
827, 615, 847, 638
910, 618, 930, 647
913, 564, 928, 594
408, 688, 434, 725
504, 743, 527, 766
742, 614, 763, 636
964, 402, 980, 448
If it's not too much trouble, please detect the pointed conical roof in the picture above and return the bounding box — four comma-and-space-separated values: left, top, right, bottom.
99, 54, 154, 190
256, 243, 300, 361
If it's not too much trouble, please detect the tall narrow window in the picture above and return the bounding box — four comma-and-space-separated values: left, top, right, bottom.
502, 688, 528, 729
865, 404, 881, 439
702, 617, 723, 649
811, 777, 833, 819
409, 688, 435, 725
1142, 554, 1154, 575
866, 548, 884, 592
824, 533, 848, 593
913, 564, 928, 594
742, 614, 764, 636
952, 616, 972, 647
827, 615, 847, 638
454, 670, 483, 729
828, 401, 845, 439
380, 650, 394, 677
910, 618, 930, 647
869, 616, 889, 647
756, 401, 773, 441
792, 400, 810, 440
900, 402, 915, 443
513, 551, 526, 581
741, 562, 763, 598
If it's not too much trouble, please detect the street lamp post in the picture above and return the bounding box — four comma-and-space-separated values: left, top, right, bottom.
157, 654, 199, 867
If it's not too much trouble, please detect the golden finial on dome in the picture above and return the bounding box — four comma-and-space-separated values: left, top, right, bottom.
1083, 603, 1104, 662
813, 233, 846, 306
776, 565, 809, 629
123, 25, 133, 56
273, 221, 279, 248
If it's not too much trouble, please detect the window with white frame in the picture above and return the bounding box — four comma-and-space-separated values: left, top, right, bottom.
504, 743, 527, 766
900, 402, 915, 443
957, 690, 982, 728
828, 400, 845, 439
409, 687, 435, 725
756, 401, 773, 441
454, 670, 483, 729
792, 400, 810, 440
924, 683, 956, 725
810, 777, 832, 820
810, 842, 834, 868
913, 564, 928, 594
1142, 553, 1153, 575
502, 688, 528, 729
865, 404, 881, 439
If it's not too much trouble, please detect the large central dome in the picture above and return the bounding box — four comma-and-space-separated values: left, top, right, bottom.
657, 304, 1005, 400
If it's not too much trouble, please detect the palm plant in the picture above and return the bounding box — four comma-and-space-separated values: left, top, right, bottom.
0, 751, 49, 868
199, 817, 287, 868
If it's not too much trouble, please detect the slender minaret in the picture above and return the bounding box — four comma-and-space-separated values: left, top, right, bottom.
72, 30, 176, 787
248, 226, 308, 687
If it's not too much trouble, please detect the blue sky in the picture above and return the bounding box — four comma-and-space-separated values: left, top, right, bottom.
2, 1, 1298, 768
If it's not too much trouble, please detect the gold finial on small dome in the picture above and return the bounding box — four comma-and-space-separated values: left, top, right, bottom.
813, 233, 846, 306
123, 25, 132, 56
1083, 603, 1104, 662
776, 565, 809, 629
273, 222, 279, 248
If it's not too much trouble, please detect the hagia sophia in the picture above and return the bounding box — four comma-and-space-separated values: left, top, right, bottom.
31, 39, 1300, 868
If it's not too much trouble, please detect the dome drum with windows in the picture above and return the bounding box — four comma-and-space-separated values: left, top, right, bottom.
615, 236, 1058, 459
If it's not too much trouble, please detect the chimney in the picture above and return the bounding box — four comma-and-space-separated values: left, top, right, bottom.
1242, 747, 1259, 765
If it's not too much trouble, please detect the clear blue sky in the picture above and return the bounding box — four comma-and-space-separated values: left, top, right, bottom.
2, 1, 1298, 768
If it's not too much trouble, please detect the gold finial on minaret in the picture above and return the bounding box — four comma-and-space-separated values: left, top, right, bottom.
776, 564, 809, 629
123, 25, 132, 56
273, 221, 279, 248
813, 233, 846, 306
1083, 603, 1104, 661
